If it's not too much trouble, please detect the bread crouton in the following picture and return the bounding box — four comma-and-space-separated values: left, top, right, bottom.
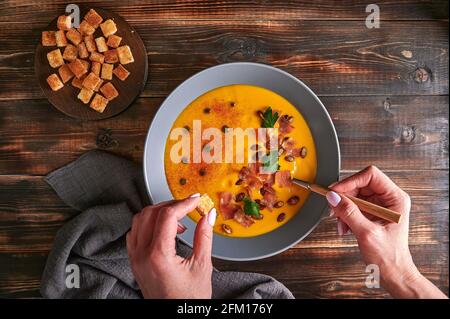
79, 20, 96, 36
58, 64, 74, 83
47, 49, 64, 68
66, 28, 82, 45
89, 51, 105, 64
55, 30, 68, 47
106, 35, 122, 48
100, 82, 118, 101
99, 19, 117, 37
84, 35, 97, 52
101, 63, 113, 80
77, 87, 94, 104
95, 36, 108, 52
62, 44, 78, 62
84, 9, 103, 28
68, 58, 88, 78
77, 42, 89, 59
116, 45, 134, 65
90, 93, 109, 113
82, 72, 101, 91
91, 61, 101, 77
196, 194, 215, 216
57, 15, 72, 31
113, 64, 130, 81
46, 73, 64, 91
104, 49, 119, 64
42, 31, 56, 46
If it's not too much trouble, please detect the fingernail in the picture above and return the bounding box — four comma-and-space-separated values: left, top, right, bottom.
329, 210, 335, 217
207, 208, 216, 227
326, 191, 341, 207
189, 193, 201, 198
337, 219, 345, 236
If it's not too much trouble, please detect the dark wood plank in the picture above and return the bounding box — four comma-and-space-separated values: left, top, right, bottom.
0, 171, 447, 253
0, 0, 448, 23
1, 243, 447, 298
0, 20, 448, 99
0, 95, 447, 175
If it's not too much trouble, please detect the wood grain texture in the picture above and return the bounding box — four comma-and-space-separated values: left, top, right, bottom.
0, 0, 448, 299
0, 20, 448, 99
0, 95, 447, 175
0, 0, 448, 22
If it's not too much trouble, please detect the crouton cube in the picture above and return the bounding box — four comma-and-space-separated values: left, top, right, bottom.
106, 35, 122, 48
100, 19, 117, 37
77, 87, 94, 104
89, 51, 105, 64
95, 36, 108, 53
55, 30, 68, 47
46, 74, 64, 91
66, 28, 82, 45
101, 63, 113, 80
82, 72, 101, 90
113, 64, 130, 81
100, 82, 119, 101
71, 75, 84, 89
116, 45, 134, 65
80, 59, 90, 72
90, 93, 109, 113
58, 64, 74, 83
93, 79, 103, 92
42, 31, 56, 46
77, 42, 89, 59
91, 61, 101, 77
84, 35, 97, 52
84, 9, 103, 28
196, 194, 215, 216
57, 15, 72, 31
47, 49, 64, 68
68, 58, 88, 78
79, 20, 96, 36
104, 49, 119, 64
62, 44, 78, 62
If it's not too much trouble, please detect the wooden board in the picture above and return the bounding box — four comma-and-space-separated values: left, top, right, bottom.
34, 7, 148, 120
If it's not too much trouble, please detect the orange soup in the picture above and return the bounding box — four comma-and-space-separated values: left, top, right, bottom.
164, 84, 317, 237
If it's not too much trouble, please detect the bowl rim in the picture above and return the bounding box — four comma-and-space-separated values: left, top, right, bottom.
143, 62, 340, 261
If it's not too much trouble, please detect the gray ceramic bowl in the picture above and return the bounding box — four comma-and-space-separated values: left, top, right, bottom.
144, 62, 340, 261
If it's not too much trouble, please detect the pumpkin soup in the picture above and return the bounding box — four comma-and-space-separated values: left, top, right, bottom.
164, 84, 317, 237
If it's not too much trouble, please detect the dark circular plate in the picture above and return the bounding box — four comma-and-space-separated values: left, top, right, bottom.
35, 6, 148, 120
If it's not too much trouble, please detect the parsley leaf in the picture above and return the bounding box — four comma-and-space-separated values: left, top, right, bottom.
243, 197, 260, 217
261, 150, 279, 173
261, 107, 279, 128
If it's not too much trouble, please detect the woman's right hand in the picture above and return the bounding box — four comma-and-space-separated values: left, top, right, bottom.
327, 165, 447, 299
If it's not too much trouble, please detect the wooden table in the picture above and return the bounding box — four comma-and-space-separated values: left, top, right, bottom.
0, 0, 448, 298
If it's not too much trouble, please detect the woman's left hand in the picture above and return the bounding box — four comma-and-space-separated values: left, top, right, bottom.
126, 194, 216, 298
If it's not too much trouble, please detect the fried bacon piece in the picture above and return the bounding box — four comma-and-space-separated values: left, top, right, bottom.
233, 209, 254, 228
275, 170, 292, 188
219, 192, 240, 220
279, 114, 294, 135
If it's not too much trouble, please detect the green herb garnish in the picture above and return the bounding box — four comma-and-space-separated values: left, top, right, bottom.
261, 107, 279, 128
243, 197, 260, 217
261, 150, 279, 173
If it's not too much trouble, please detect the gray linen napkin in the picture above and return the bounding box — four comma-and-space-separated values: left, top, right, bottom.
40, 150, 294, 299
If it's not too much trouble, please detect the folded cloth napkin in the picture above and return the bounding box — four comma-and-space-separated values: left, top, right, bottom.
40, 150, 294, 299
